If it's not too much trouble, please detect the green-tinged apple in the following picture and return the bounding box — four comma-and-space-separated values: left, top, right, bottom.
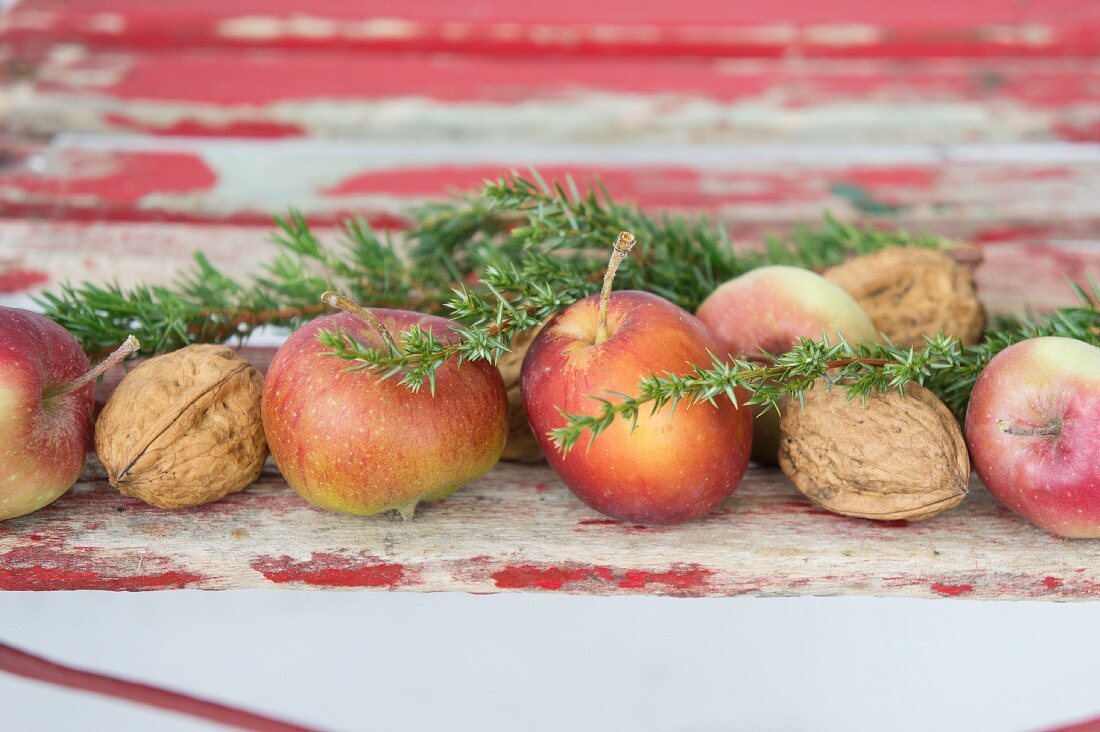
0, 308, 138, 520
696, 265, 879, 463
522, 233, 753, 525
966, 336, 1100, 538
262, 295, 509, 517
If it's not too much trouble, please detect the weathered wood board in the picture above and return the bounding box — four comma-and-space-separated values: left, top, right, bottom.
1, 457, 1096, 599
6, 51, 1100, 143
4, 137, 1100, 240
7, 0, 1100, 58
0, 220, 1095, 317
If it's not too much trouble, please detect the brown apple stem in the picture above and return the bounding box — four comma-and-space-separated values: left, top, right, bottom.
321, 291, 400, 353
996, 419, 1062, 437
594, 231, 637, 346
45, 335, 141, 399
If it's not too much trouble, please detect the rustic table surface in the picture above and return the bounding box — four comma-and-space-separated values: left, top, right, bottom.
1, 0, 1099, 599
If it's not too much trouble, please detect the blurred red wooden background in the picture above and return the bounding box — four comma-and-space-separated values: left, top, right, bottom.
1, 0, 1098, 313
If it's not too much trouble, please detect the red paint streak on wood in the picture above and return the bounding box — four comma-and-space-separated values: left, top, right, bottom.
492, 564, 614, 590
2, 151, 217, 205
877, 520, 912, 529
104, 113, 303, 138
838, 166, 937, 190
0, 545, 202, 591
930, 582, 974, 596
7, 0, 1100, 58
251, 553, 407, 587
1043, 576, 1064, 589
618, 565, 713, 592
0, 268, 49, 293
0, 641, 319, 732
577, 519, 619, 526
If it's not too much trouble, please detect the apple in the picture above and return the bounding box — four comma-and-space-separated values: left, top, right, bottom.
0, 308, 137, 521
521, 290, 753, 525
696, 265, 879, 463
262, 302, 509, 517
965, 336, 1100, 538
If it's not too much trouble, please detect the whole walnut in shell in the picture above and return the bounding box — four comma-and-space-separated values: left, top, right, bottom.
497, 323, 545, 463
95, 344, 267, 508
824, 248, 985, 347
778, 381, 969, 521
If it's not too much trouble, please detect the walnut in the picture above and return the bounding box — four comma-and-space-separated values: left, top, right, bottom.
778, 381, 969, 521
95, 344, 267, 508
824, 248, 985, 347
497, 323, 545, 463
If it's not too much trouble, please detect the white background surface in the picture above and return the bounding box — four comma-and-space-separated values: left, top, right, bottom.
2, 591, 1099, 731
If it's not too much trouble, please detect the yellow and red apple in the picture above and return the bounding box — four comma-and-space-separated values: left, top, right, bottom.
696, 265, 879, 463
263, 309, 509, 517
522, 291, 752, 525
966, 336, 1100, 538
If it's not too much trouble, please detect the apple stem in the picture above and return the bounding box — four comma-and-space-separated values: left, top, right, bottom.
45, 335, 141, 399
996, 419, 1062, 438
594, 231, 637, 346
322, 291, 400, 353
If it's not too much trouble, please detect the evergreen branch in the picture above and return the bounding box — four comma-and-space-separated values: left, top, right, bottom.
318, 256, 597, 393
409, 173, 952, 310
550, 278, 1100, 455
35, 212, 416, 357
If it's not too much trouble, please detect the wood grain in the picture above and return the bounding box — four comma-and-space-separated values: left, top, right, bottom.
0, 456, 1096, 599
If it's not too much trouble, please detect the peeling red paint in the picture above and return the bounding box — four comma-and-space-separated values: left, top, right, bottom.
931, 582, 974, 596
251, 553, 407, 587
3, 151, 218, 205
6, 1, 1100, 59
618, 565, 713, 592
0, 545, 201, 591
1043, 576, 1063, 589
492, 565, 614, 590
0, 269, 48, 293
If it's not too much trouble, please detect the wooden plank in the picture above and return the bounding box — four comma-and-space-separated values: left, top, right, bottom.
1, 456, 1097, 599
5, 0, 1100, 58
4, 136, 1100, 241
0, 220, 1095, 316
6, 50, 1100, 142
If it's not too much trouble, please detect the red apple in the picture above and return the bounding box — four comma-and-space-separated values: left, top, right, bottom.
262, 308, 509, 517
966, 336, 1100, 538
0, 308, 137, 521
696, 265, 878, 463
521, 290, 753, 525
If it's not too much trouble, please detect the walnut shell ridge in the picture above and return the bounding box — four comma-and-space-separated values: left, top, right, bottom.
778, 381, 969, 521
497, 323, 545, 463
824, 247, 986, 347
95, 344, 267, 508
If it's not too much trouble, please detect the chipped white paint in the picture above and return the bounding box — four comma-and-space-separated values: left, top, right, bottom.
216, 15, 422, 41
